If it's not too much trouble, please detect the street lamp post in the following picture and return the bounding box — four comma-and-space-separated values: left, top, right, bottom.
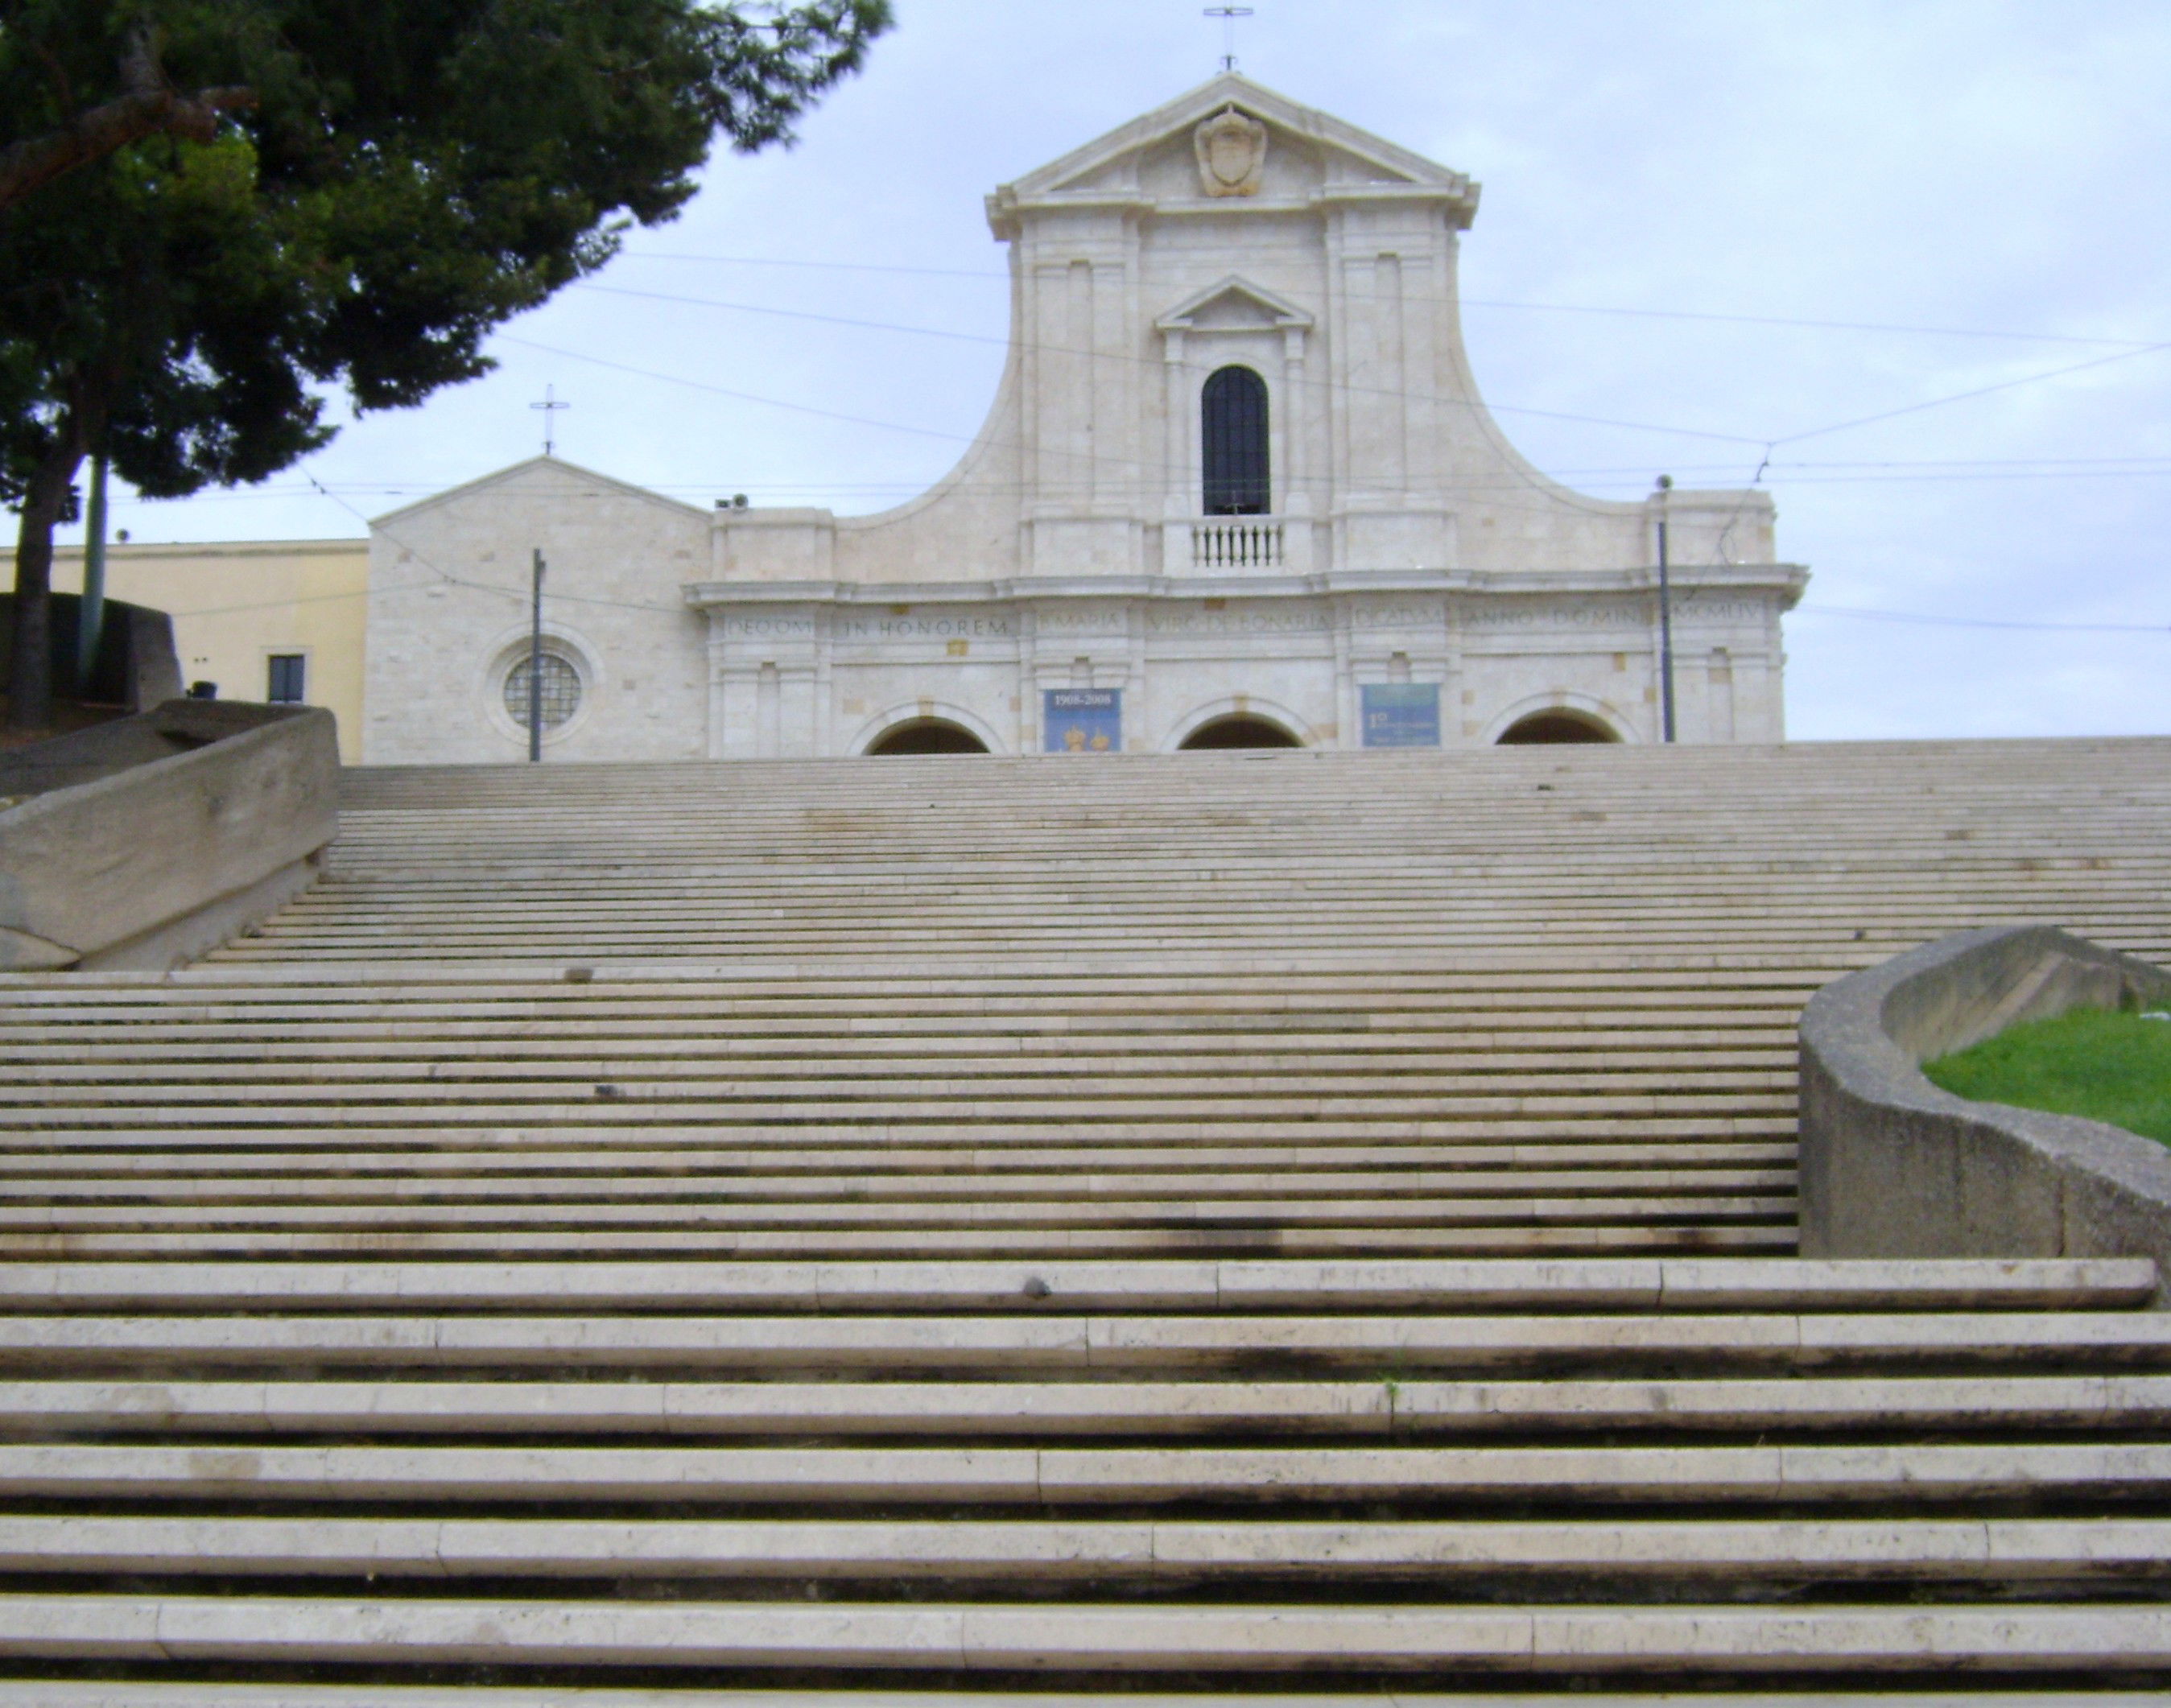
1655, 475, 1676, 744
528, 549, 546, 762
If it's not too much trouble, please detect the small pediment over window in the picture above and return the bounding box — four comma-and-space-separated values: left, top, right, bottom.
1155, 276, 1315, 336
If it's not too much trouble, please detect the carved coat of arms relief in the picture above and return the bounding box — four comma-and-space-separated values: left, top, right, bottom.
1194, 106, 1268, 197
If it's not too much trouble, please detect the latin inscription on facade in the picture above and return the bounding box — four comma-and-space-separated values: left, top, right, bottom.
1349, 603, 1443, 629
1671, 600, 1769, 625
1457, 597, 1769, 633
720, 613, 1022, 642
1035, 609, 1129, 637
1148, 609, 1332, 636
719, 616, 816, 639
1459, 601, 1647, 632
832, 615, 1014, 640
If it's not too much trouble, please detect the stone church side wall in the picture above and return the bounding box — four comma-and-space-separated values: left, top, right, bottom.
363, 462, 712, 765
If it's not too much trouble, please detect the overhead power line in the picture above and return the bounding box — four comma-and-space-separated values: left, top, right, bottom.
612, 250, 2163, 349
566, 280, 2171, 456
497, 333, 987, 448
501, 332, 1772, 497
93, 457, 2171, 507
568, 282, 1770, 447
1773, 342, 2171, 446
1794, 604, 2170, 635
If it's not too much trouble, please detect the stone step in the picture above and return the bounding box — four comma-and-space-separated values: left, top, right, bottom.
234, 906, 2171, 934
213, 921, 2170, 950
4, 1374, 2165, 1438
245, 900, 2171, 927
0, 1141, 1800, 1175
266, 898, 2171, 926
2, 1594, 2166, 1676
0, 1058, 1800, 1090
273, 847, 2171, 870
0, 1256, 2113, 1308
0, 1514, 2164, 1584
0, 1196, 1797, 1236
0, 1688, 2153, 1708
0, 1000, 1813, 1025
0, 1224, 1797, 1259
0, 1119, 1802, 1149
0, 1038, 1801, 1066
0, 1257, 2131, 1311
0, 1004, 1806, 1028
0, 1104, 1800, 1132
0, 965, 1892, 999
16, 1440, 2171, 1504
0, 1168, 1799, 1206
0, 1029, 1806, 1057
5, 1310, 2162, 1375
0, 1089, 1801, 1117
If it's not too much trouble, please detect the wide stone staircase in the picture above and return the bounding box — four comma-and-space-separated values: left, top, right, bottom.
2, 737, 2170, 1702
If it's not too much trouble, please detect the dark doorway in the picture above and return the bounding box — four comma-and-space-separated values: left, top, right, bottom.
866, 719, 989, 755
1496, 710, 1620, 745
1202, 366, 1269, 515
1179, 714, 1302, 750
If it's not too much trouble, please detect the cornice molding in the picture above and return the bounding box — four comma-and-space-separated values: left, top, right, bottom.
685, 563, 1810, 611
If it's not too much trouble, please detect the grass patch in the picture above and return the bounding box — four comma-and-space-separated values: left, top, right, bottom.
1923, 1005, 2171, 1145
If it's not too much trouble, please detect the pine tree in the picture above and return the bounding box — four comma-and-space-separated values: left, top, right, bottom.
0, 0, 889, 731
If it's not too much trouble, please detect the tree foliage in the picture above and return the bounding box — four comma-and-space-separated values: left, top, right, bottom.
0, 0, 889, 729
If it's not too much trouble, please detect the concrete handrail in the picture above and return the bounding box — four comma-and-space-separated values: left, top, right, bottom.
1800, 923, 2171, 1302
0, 699, 338, 972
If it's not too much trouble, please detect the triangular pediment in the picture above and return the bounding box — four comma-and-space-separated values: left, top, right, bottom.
1001, 72, 1475, 208
1155, 275, 1315, 334
369, 456, 707, 530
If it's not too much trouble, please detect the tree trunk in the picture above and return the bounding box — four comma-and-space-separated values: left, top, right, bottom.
6, 437, 85, 736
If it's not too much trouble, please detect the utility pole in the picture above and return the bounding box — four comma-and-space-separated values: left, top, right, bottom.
76, 453, 109, 695
1654, 475, 1676, 744
528, 548, 546, 762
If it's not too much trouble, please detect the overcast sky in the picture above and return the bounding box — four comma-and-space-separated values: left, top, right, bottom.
58, 0, 2171, 741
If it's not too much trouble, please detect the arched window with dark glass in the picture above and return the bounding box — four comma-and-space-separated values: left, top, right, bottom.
1201, 365, 1269, 515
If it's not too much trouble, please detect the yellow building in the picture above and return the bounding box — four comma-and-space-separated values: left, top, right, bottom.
51, 538, 368, 761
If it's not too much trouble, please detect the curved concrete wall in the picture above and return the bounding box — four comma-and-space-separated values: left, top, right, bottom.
1800, 923, 2171, 1302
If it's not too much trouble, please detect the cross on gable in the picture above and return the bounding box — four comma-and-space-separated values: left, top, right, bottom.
530, 385, 571, 456
1203, 6, 1253, 72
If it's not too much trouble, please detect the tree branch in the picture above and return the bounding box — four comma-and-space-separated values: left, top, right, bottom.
0, 25, 254, 212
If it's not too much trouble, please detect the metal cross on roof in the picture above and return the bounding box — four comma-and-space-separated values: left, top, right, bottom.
530, 385, 570, 457
1204, 6, 1253, 72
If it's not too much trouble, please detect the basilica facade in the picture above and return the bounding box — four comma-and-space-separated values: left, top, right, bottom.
360, 74, 1805, 763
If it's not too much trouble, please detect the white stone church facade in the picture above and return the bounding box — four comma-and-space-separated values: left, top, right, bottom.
361, 74, 1805, 763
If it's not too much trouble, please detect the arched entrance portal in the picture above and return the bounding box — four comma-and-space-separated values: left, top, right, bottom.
1178, 715, 1302, 750
1496, 710, 1620, 745
865, 719, 990, 756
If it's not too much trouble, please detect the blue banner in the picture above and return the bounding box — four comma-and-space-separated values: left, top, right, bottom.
1045, 688, 1121, 753
1362, 683, 1440, 748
